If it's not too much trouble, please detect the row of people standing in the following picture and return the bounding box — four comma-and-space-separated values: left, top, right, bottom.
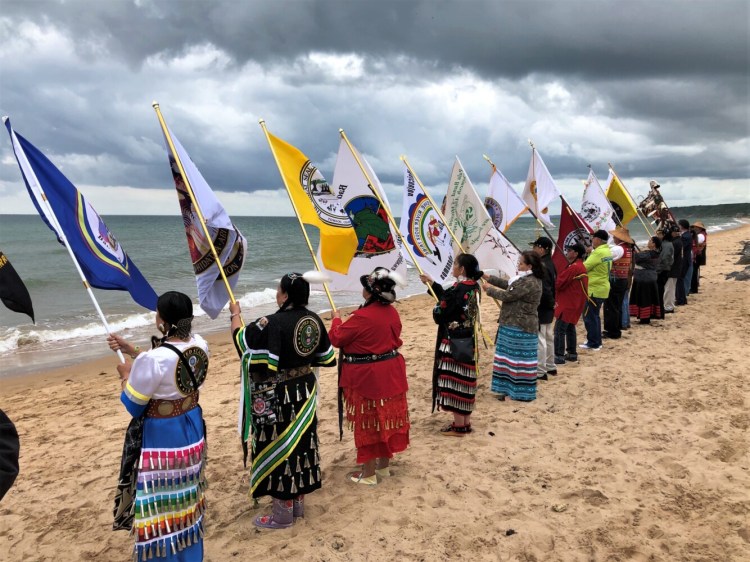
575, 218, 707, 352
105, 219, 709, 557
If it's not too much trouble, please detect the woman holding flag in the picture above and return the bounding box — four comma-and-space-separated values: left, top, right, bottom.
229, 272, 336, 529
108, 291, 208, 562
483, 251, 544, 402
420, 253, 483, 436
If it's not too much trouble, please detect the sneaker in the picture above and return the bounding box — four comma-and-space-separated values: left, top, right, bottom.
579, 343, 601, 351
547, 369, 558, 376
537, 373, 549, 381
554, 356, 566, 365
564, 354, 578, 362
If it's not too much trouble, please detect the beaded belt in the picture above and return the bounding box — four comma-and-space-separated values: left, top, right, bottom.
342, 350, 399, 364
251, 365, 313, 384
146, 392, 199, 418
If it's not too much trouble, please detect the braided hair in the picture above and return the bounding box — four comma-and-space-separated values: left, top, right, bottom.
151, 291, 194, 348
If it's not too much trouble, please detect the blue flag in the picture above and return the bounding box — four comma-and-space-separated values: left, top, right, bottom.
4, 118, 158, 311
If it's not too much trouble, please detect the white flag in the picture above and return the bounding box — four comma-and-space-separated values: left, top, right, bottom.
162, 125, 247, 319
485, 165, 527, 232
443, 157, 519, 278
398, 164, 454, 284
319, 138, 407, 292
522, 149, 560, 227
580, 169, 617, 233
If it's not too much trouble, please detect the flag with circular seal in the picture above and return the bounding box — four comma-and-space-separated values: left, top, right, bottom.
398, 164, 454, 284
4, 117, 158, 311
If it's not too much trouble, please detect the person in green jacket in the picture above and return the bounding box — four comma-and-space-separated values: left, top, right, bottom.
580, 230, 613, 350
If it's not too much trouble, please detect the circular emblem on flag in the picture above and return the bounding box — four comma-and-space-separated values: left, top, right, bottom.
484, 197, 503, 230
345, 196, 395, 256
609, 200, 624, 222
530, 180, 537, 198
580, 201, 601, 224
293, 316, 320, 357
408, 196, 435, 258
174, 346, 209, 395
563, 228, 592, 251
300, 161, 350, 228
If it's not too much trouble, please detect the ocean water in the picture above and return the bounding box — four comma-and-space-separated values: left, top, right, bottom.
1, 211, 747, 378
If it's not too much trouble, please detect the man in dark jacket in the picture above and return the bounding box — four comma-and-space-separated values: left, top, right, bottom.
655, 228, 674, 319
675, 219, 693, 305
530, 237, 556, 378
663, 226, 682, 313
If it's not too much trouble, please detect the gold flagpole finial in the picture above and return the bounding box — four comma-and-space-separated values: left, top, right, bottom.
258, 118, 265, 125
151, 101, 159, 109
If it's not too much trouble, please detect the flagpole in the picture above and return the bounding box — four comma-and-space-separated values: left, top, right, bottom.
481, 155, 525, 249
339, 129, 438, 302
152, 103, 243, 326
528, 140, 543, 238
4, 118, 125, 363
607, 162, 655, 237
259, 120, 338, 312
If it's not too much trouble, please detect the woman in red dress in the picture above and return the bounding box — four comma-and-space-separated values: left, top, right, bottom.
329, 268, 410, 486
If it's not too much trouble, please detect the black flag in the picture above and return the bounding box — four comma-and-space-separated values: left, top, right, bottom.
0, 251, 35, 322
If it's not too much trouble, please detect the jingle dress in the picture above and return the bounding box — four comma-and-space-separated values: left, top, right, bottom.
117, 335, 209, 562
428, 279, 480, 414
233, 307, 336, 500
329, 301, 410, 464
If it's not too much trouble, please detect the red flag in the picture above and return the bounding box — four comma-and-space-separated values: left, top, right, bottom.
553, 198, 593, 274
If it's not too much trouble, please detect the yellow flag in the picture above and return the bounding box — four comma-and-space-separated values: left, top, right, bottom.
605, 173, 638, 226
265, 131, 358, 274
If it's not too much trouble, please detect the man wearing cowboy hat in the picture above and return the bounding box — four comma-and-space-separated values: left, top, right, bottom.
602, 226, 633, 339
690, 221, 707, 294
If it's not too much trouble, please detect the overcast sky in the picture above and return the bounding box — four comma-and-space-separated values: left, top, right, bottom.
0, 0, 748, 217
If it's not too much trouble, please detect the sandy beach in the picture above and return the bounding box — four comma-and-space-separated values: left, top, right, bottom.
1, 225, 748, 562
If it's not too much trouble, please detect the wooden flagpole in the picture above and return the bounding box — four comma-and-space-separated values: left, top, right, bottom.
258, 120, 337, 312
152, 102, 243, 326
338, 130, 438, 302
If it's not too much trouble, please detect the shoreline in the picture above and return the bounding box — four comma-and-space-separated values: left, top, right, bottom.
0, 225, 748, 561
2, 217, 748, 383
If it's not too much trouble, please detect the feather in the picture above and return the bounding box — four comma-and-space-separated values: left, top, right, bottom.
388, 270, 407, 287
302, 270, 332, 284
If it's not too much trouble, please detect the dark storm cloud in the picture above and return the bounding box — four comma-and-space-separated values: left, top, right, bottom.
3, 0, 747, 79
0, 0, 747, 207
